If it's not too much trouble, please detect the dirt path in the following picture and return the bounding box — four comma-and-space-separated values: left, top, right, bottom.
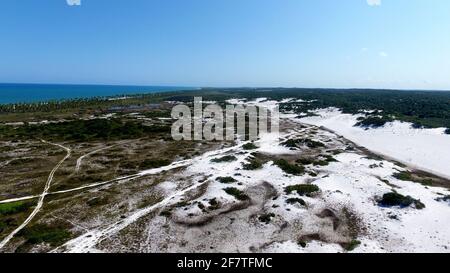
75, 145, 116, 173
0, 140, 71, 251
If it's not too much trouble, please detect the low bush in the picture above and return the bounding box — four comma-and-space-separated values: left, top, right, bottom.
286, 198, 306, 206
285, 184, 319, 197
242, 158, 263, 170
274, 159, 305, 175
242, 143, 258, 150
355, 116, 393, 129
378, 192, 425, 209
211, 155, 237, 163
223, 187, 249, 201
258, 213, 275, 224
216, 176, 237, 184
342, 239, 361, 251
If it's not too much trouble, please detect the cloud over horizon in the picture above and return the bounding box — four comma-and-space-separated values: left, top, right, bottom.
367, 0, 381, 6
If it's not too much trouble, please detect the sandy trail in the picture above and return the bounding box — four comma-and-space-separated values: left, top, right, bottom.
75, 145, 116, 173
55, 142, 242, 253
0, 140, 71, 251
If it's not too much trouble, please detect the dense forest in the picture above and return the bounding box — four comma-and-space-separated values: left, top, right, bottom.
1, 88, 449, 131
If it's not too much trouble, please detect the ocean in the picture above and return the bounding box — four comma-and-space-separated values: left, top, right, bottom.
0, 83, 196, 104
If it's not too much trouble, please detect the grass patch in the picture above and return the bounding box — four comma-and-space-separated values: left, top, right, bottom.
378, 192, 425, 209
139, 158, 171, 169
216, 176, 237, 184
274, 159, 305, 175
393, 171, 433, 186
211, 155, 237, 163
285, 184, 320, 197
0, 201, 34, 216
223, 187, 250, 201
18, 222, 71, 246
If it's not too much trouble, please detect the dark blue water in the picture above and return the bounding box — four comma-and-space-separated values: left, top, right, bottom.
0, 83, 196, 104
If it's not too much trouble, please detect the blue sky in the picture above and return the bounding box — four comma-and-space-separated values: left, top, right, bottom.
1, 0, 450, 90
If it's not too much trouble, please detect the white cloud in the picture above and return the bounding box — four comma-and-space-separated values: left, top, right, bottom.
367, 0, 381, 6
67, 0, 81, 6
379, 51, 388, 57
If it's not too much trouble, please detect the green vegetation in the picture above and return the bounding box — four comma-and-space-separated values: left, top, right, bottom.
208, 198, 221, 210
282, 138, 325, 149
343, 239, 361, 251
298, 240, 307, 248
378, 192, 425, 209
242, 142, 258, 150
393, 171, 433, 186
0, 118, 170, 141
139, 158, 171, 169
216, 176, 237, 184
436, 195, 450, 203
0, 201, 34, 216
258, 213, 275, 224
18, 222, 71, 246
242, 158, 263, 170
285, 184, 320, 197
211, 155, 237, 163
159, 210, 172, 217
286, 198, 306, 206
223, 187, 249, 201
274, 159, 305, 175
355, 116, 393, 128
296, 158, 314, 165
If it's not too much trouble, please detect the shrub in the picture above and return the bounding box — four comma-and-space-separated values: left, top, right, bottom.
223, 187, 249, 201
378, 192, 425, 209
274, 159, 305, 175
211, 155, 237, 163
282, 138, 325, 149
242, 143, 258, 150
286, 198, 306, 206
208, 198, 221, 210
343, 240, 361, 251
296, 158, 314, 165
258, 213, 275, 224
285, 184, 319, 197
355, 116, 392, 129
242, 158, 263, 170
216, 176, 237, 184
435, 195, 450, 203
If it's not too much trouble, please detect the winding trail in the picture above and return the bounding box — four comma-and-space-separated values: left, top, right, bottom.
55, 142, 242, 253
75, 145, 116, 173
0, 140, 71, 251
